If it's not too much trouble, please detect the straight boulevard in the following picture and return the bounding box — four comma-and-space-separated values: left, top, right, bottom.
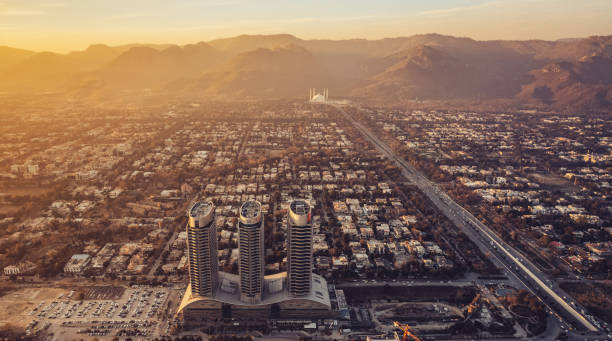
333, 105, 604, 339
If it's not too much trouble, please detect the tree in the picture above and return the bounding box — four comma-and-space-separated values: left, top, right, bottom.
537, 235, 549, 247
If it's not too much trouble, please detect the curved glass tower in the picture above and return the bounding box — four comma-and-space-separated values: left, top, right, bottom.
287, 200, 313, 296
238, 200, 264, 304
186, 201, 218, 297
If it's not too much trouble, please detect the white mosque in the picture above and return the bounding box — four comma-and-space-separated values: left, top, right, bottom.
309, 88, 328, 103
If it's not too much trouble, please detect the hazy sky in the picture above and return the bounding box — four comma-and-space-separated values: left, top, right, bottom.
1, 0, 611, 52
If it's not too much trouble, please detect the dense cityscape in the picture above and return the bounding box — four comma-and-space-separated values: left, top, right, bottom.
0, 94, 609, 340
3, 0, 612, 339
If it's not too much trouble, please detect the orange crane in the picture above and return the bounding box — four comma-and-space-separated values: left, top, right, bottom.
393, 321, 421, 341
465, 293, 481, 315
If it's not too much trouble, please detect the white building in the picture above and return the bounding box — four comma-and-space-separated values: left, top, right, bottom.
64, 254, 91, 274
309, 88, 328, 103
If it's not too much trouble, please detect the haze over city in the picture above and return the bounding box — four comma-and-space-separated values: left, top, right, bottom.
0, 1, 611, 341
1, 0, 612, 52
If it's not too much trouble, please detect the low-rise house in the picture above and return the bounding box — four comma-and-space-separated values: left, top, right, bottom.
332, 255, 349, 269
4, 261, 37, 276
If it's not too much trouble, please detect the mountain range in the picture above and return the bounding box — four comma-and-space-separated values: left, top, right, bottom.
1, 33, 611, 111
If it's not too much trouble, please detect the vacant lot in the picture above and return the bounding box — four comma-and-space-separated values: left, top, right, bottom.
0, 287, 67, 328
529, 173, 579, 193
0, 205, 19, 214
374, 301, 463, 323
342, 285, 478, 305
0, 187, 52, 197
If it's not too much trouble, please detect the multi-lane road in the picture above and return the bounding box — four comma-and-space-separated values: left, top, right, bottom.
334, 105, 608, 339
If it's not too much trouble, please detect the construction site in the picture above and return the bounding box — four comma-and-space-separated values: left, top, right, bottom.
340, 283, 532, 340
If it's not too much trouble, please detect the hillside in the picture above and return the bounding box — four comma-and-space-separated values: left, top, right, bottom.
0, 34, 611, 111
352, 46, 472, 100
169, 45, 330, 98
0, 46, 36, 72
518, 55, 612, 110
96, 42, 219, 89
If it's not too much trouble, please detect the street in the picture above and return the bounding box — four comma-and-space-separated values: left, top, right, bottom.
334, 104, 606, 339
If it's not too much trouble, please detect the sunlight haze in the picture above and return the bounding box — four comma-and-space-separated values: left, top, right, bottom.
1, 0, 612, 52
1, 1, 611, 339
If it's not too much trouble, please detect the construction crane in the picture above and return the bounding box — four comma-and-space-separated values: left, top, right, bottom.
393, 321, 421, 341
465, 293, 481, 315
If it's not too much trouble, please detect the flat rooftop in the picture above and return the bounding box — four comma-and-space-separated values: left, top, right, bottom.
240, 201, 261, 219
189, 201, 214, 218
290, 200, 310, 216
289, 199, 311, 226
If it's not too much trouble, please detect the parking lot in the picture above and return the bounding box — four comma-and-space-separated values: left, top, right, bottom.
26, 287, 173, 339
80, 286, 125, 300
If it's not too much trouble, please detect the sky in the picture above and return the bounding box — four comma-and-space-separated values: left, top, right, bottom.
1, 0, 611, 52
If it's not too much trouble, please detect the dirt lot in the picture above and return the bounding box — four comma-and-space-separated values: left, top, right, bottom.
528, 173, 579, 193
0, 205, 19, 214
343, 285, 477, 305
374, 301, 463, 323
0, 187, 52, 197
0, 287, 67, 329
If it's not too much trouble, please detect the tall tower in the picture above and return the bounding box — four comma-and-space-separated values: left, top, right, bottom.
238, 200, 264, 304
287, 200, 313, 297
186, 201, 218, 297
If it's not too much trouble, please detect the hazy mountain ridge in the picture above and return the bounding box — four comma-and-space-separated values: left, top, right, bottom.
352, 45, 474, 101
0, 46, 36, 72
166, 44, 330, 98
97, 42, 219, 89
208, 34, 302, 55
518, 55, 612, 110
2, 44, 124, 91
1, 34, 611, 111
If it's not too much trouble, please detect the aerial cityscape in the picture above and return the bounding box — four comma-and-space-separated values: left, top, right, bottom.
0, 1, 611, 341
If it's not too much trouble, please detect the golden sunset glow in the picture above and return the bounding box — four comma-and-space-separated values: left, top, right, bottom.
0, 0, 610, 52
0, 2, 611, 339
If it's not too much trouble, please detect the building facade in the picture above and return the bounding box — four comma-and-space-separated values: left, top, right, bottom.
178, 199, 332, 326
287, 200, 313, 296
63, 254, 91, 274
187, 201, 218, 297
238, 200, 265, 304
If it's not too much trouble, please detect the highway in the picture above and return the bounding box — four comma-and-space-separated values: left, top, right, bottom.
334, 105, 601, 335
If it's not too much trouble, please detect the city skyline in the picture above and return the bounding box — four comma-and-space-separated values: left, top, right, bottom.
1, 97, 610, 339
1, 0, 611, 52
0, 1, 611, 339
178, 199, 331, 325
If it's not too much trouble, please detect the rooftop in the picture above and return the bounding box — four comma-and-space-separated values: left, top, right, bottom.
241, 200, 261, 218
188, 201, 215, 228
239, 200, 262, 226
189, 201, 214, 218
290, 200, 310, 215
289, 199, 311, 226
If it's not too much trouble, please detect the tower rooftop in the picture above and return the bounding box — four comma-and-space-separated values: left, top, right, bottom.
188, 201, 215, 227
289, 200, 311, 226
239, 200, 262, 225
